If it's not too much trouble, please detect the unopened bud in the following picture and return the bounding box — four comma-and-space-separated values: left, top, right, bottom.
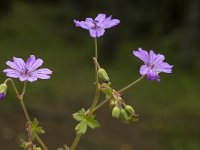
109, 100, 115, 108
33, 147, 42, 150
125, 105, 135, 115
98, 68, 110, 83
112, 106, 120, 119
0, 83, 7, 101
121, 109, 129, 122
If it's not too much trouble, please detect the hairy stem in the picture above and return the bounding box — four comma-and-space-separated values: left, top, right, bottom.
5, 79, 48, 150
19, 82, 48, 150
70, 134, 82, 150
70, 38, 100, 150
94, 75, 145, 112
88, 38, 100, 116
118, 75, 145, 93
4, 78, 20, 97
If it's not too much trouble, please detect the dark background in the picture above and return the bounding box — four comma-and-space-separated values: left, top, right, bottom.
0, 0, 200, 149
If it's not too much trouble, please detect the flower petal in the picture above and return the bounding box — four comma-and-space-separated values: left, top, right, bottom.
133, 48, 149, 63
96, 29, 105, 37
34, 68, 52, 75
26, 55, 36, 70
154, 54, 165, 64
74, 20, 89, 29
146, 69, 160, 81
89, 29, 97, 38
149, 50, 157, 64
74, 18, 94, 30
31, 68, 52, 80
13, 57, 26, 71
6, 61, 21, 71
32, 73, 51, 79
27, 76, 38, 82
156, 62, 173, 73
139, 65, 149, 75
103, 18, 120, 29
95, 14, 106, 23
3, 69, 20, 78
19, 76, 27, 82
28, 58, 43, 72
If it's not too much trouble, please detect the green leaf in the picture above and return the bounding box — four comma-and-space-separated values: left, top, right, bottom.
73, 108, 86, 121
86, 116, 100, 129
31, 118, 45, 140
75, 120, 87, 134
20, 139, 29, 149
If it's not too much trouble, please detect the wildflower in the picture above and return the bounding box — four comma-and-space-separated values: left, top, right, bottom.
74, 13, 120, 38
133, 48, 173, 81
3, 55, 52, 82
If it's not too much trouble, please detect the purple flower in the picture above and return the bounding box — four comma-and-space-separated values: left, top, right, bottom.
0, 93, 6, 101
0, 83, 7, 101
3, 55, 52, 82
133, 48, 173, 82
74, 13, 120, 38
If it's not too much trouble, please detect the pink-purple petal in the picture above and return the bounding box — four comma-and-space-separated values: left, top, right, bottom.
27, 76, 38, 82
153, 54, 165, 64
5, 61, 21, 71
26, 55, 36, 70
149, 50, 156, 64
3, 69, 21, 78
156, 62, 173, 73
33, 68, 52, 75
74, 20, 90, 29
95, 14, 106, 23
13, 57, 26, 70
133, 48, 149, 63
32, 72, 51, 79
139, 65, 149, 75
89, 29, 97, 38
28, 58, 43, 72
103, 19, 120, 29
96, 29, 105, 37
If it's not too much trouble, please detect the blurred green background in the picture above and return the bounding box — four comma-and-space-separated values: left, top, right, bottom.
0, 0, 200, 150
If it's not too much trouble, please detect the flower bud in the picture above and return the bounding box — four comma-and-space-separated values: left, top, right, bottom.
125, 105, 135, 115
98, 68, 110, 83
109, 99, 115, 108
121, 108, 129, 122
33, 147, 42, 150
112, 106, 120, 119
0, 83, 7, 101
101, 84, 113, 95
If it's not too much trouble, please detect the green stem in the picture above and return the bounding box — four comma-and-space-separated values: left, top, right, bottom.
4, 78, 20, 97
93, 97, 112, 112
70, 38, 100, 150
94, 38, 98, 60
4, 79, 48, 150
93, 75, 145, 112
20, 97, 31, 122
88, 38, 100, 116
70, 134, 82, 150
20, 82, 48, 150
118, 75, 145, 93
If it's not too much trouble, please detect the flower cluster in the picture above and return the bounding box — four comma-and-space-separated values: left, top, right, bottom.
74, 13, 173, 81
0, 12, 174, 150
